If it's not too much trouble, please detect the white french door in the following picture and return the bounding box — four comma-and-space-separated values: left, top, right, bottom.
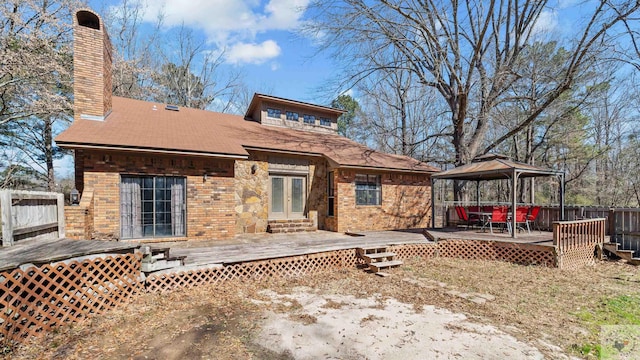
269, 175, 306, 219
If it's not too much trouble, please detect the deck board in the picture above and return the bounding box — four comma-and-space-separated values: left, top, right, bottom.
169, 230, 430, 267
0, 227, 556, 272
425, 227, 554, 246
0, 238, 140, 271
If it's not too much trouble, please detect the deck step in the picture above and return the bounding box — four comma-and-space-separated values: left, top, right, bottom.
616, 250, 636, 261
369, 260, 403, 273
629, 258, 640, 266
356, 247, 389, 256
141, 259, 184, 273
603, 242, 619, 252
267, 219, 316, 233
362, 252, 396, 263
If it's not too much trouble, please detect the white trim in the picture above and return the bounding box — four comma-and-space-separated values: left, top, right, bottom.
244, 146, 324, 157
57, 143, 248, 159
338, 164, 437, 174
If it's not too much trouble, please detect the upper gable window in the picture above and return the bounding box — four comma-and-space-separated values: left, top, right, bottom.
319, 117, 331, 126
303, 114, 316, 125
286, 111, 299, 121
267, 108, 282, 119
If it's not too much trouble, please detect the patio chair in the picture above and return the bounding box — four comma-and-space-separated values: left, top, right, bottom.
526, 206, 542, 232
466, 206, 481, 223
514, 206, 530, 234
455, 206, 476, 229
489, 206, 511, 234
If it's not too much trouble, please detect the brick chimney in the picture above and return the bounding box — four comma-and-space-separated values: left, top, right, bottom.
73, 9, 112, 121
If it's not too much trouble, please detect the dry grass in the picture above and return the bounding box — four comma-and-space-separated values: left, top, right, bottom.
6, 258, 640, 359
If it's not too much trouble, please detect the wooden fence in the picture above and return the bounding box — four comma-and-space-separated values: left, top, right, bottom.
1, 191, 65, 246
553, 218, 606, 269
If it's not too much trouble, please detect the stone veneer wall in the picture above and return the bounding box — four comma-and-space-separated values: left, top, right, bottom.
334, 169, 432, 233
235, 154, 269, 233
76, 149, 236, 240
234, 152, 329, 233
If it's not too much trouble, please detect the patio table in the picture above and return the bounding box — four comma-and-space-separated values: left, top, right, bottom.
467, 211, 492, 231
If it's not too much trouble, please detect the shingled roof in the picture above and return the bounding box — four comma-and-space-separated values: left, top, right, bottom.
56, 96, 438, 173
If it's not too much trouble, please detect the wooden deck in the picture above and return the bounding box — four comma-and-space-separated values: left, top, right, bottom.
0, 237, 140, 271
425, 227, 555, 246
167, 229, 430, 267
0, 227, 558, 272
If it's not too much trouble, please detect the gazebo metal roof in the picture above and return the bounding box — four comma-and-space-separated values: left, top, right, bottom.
432, 158, 563, 181
430, 154, 565, 238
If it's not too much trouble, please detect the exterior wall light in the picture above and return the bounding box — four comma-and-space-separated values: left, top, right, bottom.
70, 188, 80, 205
251, 164, 258, 174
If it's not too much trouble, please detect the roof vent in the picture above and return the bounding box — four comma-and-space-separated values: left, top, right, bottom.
165, 104, 179, 111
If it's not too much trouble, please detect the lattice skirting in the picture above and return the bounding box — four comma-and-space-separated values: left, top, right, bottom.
437, 239, 557, 267
389, 243, 437, 260
0, 240, 594, 344
145, 249, 359, 293
0, 253, 142, 343
557, 243, 599, 270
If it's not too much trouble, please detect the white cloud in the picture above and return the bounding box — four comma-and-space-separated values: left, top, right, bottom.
341, 89, 354, 97
533, 10, 558, 34
139, 0, 309, 64
226, 40, 282, 64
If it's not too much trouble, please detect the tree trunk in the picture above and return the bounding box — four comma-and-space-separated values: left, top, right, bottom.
45, 117, 55, 191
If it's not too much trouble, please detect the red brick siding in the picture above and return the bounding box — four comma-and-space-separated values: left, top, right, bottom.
73, 10, 112, 121
64, 189, 94, 240
334, 169, 432, 232
77, 150, 236, 240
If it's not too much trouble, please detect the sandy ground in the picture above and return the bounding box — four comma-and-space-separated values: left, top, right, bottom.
252, 287, 566, 360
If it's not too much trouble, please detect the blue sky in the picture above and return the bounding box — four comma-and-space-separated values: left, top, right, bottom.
89, 0, 339, 104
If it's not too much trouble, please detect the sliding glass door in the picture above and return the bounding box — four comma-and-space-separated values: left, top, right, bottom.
120, 176, 186, 239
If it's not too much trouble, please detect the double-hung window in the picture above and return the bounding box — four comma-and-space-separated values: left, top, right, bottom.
355, 174, 381, 206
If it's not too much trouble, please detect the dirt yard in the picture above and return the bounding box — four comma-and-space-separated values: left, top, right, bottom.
7, 257, 640, 359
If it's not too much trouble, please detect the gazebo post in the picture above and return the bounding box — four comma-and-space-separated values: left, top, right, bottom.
511, 170, 518, 238
431, 178, 436, 228
476, 180, 480, 208
559, 173, 565, 221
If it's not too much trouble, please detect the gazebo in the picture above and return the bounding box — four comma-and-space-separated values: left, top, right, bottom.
431, 154, 565, 238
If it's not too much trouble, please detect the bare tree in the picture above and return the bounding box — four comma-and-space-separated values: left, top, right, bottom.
152, 25, 243, 111
103, 0, 163, 101
0, 0, 80, 190
304, 0, 640, 173
356, 62, 450, 161
0, 0, 79, 125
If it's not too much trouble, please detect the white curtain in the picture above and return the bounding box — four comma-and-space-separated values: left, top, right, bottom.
171, 180, 185, 236
120, 178, 142, 239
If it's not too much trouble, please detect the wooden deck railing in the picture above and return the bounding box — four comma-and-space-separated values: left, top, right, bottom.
553, 218, 606, 269
553, 218, 606, 251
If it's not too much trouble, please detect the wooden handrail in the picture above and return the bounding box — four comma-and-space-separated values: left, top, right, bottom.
553, 218, 606, 251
